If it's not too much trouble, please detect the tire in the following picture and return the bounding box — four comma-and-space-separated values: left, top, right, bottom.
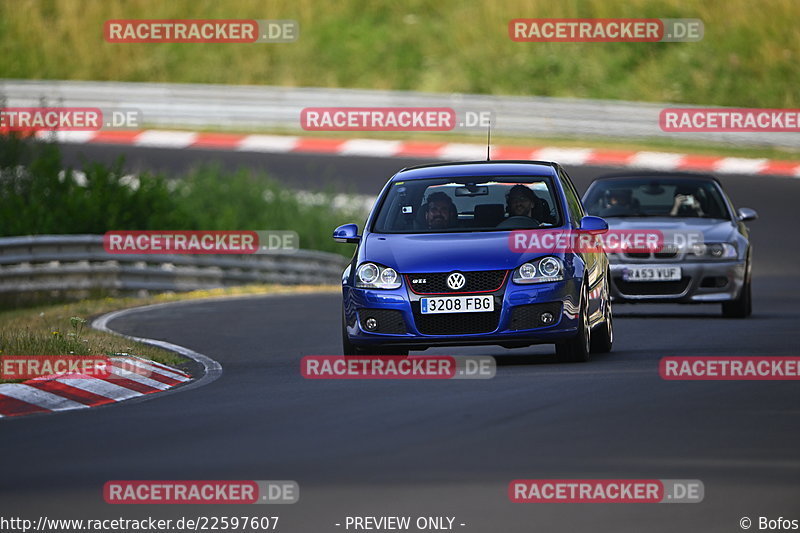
722, 273, 752, 318
590, 271, 613, 354
556, 284, 591, 363
590, 301, 613, 354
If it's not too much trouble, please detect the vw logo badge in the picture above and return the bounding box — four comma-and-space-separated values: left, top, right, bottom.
446, 272, 466, 290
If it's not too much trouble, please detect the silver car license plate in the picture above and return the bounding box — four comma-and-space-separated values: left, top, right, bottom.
622, 266, 682, 282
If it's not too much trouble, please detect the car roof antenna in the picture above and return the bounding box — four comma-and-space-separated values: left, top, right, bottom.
486, 121, 492, 161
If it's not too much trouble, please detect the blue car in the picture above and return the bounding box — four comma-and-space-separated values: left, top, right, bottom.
333, 161, 613, 362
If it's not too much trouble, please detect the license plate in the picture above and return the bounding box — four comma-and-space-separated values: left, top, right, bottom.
622, 266, 682, 282
420, 296, 494, 314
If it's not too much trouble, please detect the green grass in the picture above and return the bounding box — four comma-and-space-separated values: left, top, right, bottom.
0, 0, 797, 107
0, 300, 186, 382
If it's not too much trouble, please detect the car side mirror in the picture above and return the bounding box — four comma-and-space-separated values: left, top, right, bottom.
738, 208, 758, 222
333, 223, 360, 243
579, 215, 609, 235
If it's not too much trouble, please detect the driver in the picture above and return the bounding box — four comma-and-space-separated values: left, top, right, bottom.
600, 188, 634, 216
423, 191, 457, 229
605, 188, 631, 206
505, 184, 555, 223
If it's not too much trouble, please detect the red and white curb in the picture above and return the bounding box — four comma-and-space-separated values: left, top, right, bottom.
0, 301, 223, 419
0, 356, 191, 418
37, 129, 800, 178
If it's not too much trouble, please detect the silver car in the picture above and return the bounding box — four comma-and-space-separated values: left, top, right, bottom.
582, 172, 757, 318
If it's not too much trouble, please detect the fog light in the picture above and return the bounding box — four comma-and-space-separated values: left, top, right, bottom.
540, 312, 555, 325
365, 317, 378, 331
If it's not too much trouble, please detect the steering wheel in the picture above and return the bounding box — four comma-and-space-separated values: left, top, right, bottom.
496, 216, 540, 229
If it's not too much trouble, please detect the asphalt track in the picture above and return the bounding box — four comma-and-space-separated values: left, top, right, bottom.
1, 145, 799, 533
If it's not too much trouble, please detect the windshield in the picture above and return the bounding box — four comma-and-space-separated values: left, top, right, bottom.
584, 178, 731, 219
371, 176, 563, 233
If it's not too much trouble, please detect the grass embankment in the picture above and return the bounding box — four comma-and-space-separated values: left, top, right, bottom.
0, 284, 338, 383
0, 0, 798, 108
0, 133, 365, 255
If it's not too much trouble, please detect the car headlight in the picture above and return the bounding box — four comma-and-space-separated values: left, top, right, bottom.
691, 242, 737, 259
513, 257, 564, 284
356, 262, 402, 289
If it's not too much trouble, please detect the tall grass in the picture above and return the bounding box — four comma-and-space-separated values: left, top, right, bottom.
0, 299, 184, 382
0, 133, 364, 255
0, 0, 797, 107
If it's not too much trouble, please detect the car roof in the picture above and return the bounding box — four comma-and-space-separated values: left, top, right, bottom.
393, 160, 560, 181
591, 170, 722, 185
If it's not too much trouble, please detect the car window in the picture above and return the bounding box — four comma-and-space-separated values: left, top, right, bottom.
584, 178, 731, 219
371, 176, 562, 233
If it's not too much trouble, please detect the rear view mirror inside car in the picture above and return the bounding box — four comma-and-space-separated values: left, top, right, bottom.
455, 185, 489, 196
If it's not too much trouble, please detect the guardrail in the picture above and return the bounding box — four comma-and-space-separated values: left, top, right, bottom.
0, 235, 348, 304
1, 79, 795, 148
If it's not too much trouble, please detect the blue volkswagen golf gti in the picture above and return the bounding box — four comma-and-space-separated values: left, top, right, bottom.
333, 161, 613, 362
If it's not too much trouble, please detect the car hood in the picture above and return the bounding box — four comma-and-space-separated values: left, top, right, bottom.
363, 232, 553, 273
604, 217, 736, 243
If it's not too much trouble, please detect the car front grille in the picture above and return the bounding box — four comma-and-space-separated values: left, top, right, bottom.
509, 302, 563, 330
654, 251, 678, 259
624, 252, 651, 259
622, 246, 680, 261
411, 302, 500, 335
613, 276, 691, 296
406, 270, 507, 294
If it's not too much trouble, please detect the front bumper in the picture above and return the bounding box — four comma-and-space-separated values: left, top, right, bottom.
343, 277, 583, 350
609, 260, 746, 303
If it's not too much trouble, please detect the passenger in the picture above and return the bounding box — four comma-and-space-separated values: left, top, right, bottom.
505, 184, 555, 223
670, 187, 705, 217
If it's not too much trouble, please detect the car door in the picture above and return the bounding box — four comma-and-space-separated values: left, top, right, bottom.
557, 167, 606, 319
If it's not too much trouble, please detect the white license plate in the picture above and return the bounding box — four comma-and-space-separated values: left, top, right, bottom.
622, 266, 682, 282
420, 296, 494, 314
